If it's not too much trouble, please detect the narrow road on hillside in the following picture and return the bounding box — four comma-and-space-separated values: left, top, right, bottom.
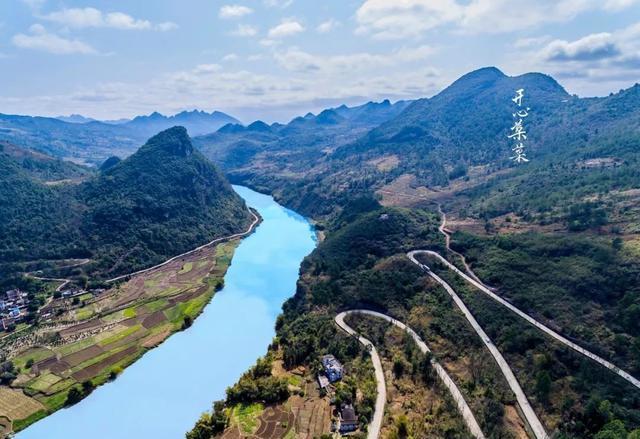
410, 249, 640, 393
335, 310, 486, 439
434, 204, 640, 391
106, 209, 260, 283
27, 210, 259, 294
436, 204, 484, 284
407, 251, 549, 439
335, 311, 387, 439
27, 259, 92, 292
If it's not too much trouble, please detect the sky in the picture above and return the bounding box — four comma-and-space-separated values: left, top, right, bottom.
2, 0, 640, 123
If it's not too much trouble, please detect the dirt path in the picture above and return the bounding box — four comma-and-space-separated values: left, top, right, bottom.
335, 310, 486, 439
436, 204, 485, 285
106, 209, 259, 283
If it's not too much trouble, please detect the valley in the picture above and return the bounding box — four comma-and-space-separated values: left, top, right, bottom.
1, 68, 639, 439
5, 1, 640, 437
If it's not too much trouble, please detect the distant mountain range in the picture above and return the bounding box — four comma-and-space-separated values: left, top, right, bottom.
194, 99, 412, 179
0, 110, 240, 165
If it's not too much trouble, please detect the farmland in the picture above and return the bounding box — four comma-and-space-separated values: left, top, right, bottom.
0, 239, 240, 435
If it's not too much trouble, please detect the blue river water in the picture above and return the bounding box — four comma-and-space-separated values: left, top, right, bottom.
18, 186, 317, 439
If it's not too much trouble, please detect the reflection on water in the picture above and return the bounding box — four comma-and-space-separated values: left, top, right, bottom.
18, 186, 317, 439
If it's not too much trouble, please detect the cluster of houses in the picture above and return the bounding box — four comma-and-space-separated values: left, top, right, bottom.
0, 289, 28, 330
317, 354, 359, 435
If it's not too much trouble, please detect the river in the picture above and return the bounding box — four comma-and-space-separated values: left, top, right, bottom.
18, 186, 317, 439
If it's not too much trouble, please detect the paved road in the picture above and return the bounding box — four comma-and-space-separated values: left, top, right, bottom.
335, 311, 387, 439
436, 204, 484, 285
407, 251, 549, 439
106, 209, 260, 283
410, 249, 640, 392
335, 310, 486, 439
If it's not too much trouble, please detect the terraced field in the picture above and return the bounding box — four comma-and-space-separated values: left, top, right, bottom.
1, 240, 240, 435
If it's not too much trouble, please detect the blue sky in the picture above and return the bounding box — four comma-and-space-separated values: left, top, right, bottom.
2, 0, 640, 122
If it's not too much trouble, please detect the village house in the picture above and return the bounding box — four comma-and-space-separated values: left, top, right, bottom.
5, 289, 20, 302
321, 354, 344, 383
1, 318, 15, 331
339, 405, 358, 434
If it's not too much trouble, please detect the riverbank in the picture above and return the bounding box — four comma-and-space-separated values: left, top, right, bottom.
15, 186, 316, 439
3, 236, 243, 435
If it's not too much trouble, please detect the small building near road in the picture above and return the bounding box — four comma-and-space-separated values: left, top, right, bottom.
317, 374, 330, 390
321, 354, 343, 383
1, 318, 15, 331
5, 289, 20, 302
339, 405, 358, 433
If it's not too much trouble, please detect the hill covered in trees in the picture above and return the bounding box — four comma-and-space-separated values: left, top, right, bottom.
0, 127, 251, 281
196, 68, 640, 225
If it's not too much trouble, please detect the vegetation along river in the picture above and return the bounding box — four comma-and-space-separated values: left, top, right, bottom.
18, 186, 317, 439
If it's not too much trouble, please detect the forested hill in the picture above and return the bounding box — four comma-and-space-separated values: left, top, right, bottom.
0, 127, 251, 281
205, 67, 640, 222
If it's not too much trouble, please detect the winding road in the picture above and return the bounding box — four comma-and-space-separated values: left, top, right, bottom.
402, 209, 640, 438
433, 205, 640, 390
335, 310, 486, 439
407, 251, 549, 439
106, 209, 260, 283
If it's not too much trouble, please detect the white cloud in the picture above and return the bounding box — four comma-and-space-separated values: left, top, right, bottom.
355, 0, 462, 39
274, 45, 436, 74
259, 39, 278, 47
355, 0, 640, 37
0, 59, 443, 122
513, 36, 552, 49
263, 0, 293, 8
501, 21, 640, 97
222, 53, 239, 62
218, 5, 254, 19
317, 19, 340, 34
12, 23, 96, 54
193, 64, 222, 74
231, 24, 258, 37
268, 19, 305, 39
41, 7, 176, 31
603, 0, 640, 11
156, 22, 179, 32
542, 33, 620, 62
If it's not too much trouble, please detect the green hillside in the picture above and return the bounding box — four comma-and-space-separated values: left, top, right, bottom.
0, 127, 251, 281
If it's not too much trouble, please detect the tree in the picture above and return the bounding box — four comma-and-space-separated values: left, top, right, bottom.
65, 387, 83, 406
186, 413, 214, 439
628, 429, 640, 439
82, 380, 95, 394
392, 356, 405, 378
0, 361, 16, 385
482, 399, 504, 435
594, 420, 627, 439
211, 400, 228, 433
418, 353, 435, 385
396, 415, 409, 439
535, 370, 552, 403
